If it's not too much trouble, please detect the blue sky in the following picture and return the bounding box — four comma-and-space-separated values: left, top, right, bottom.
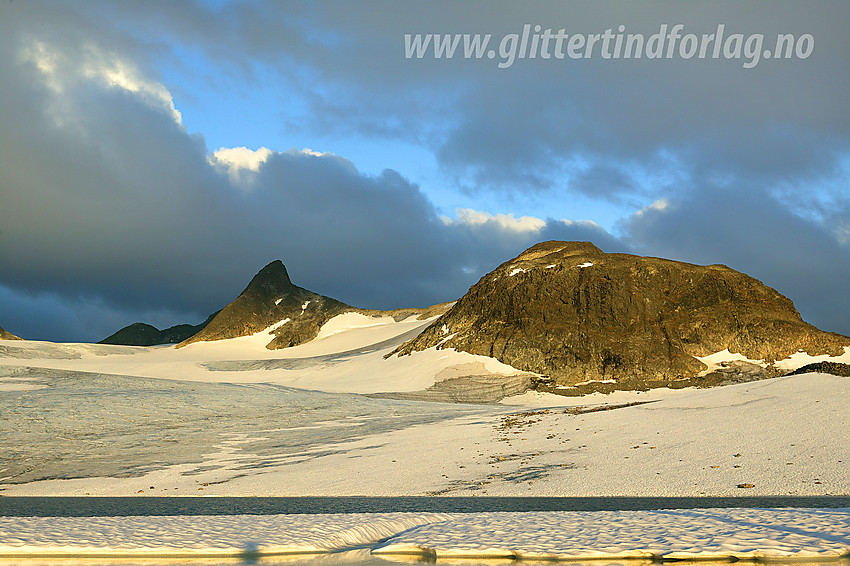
1, 1, 849, 342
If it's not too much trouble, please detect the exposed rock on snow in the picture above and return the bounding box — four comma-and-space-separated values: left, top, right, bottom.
393, 241, 850, 388
0, 325, 22, 340
99, 313, 218, 346
786, 360, 850, 377
371, 372, 532, 404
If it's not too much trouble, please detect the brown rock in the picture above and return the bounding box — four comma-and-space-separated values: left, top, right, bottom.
392, 241, 849, 388
0, 325, 22, 340
784, 361, 850, 377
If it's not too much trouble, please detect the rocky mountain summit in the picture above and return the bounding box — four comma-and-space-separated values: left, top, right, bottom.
392, 241, 849, 390
0, 325, 21, 340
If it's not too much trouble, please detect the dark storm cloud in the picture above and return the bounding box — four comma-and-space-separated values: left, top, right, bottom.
43, 1, 850, 194
242, 1, 850, 197
568, 164, 641, 203
0, 285, 207, 344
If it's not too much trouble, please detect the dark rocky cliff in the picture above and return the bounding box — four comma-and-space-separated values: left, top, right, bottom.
178, 260, 452, 350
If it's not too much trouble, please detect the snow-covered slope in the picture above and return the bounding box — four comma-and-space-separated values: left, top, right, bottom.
4, 314, 849, 398
0, 311, 527, 395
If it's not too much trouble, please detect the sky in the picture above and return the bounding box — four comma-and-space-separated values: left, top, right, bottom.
1, 0, 849, 342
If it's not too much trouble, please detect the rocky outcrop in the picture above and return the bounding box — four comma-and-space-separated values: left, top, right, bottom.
178, 260, 451, 350
371, 373, 532, 404
392, 241, 850, 388
0, 325, 21, 340
99, 313, 218, 346
785, 361, 850, 377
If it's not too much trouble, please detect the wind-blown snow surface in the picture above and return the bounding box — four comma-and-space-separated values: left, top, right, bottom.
0, 312, 848, 496
0, 510, 848, 560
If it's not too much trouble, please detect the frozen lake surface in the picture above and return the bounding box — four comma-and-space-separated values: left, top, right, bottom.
0, 509, 848, 562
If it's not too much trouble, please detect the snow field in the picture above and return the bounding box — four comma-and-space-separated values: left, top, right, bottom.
0, 312, 525, 394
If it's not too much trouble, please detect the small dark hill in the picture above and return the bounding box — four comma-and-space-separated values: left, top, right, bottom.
393, 241, 849, 389
100, 323, 162, 346
99, 312, 218, 346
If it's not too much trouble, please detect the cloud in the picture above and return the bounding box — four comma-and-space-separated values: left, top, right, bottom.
0, 285, 204, 343
209, 146, 274, 184
18, 38, 182, 127
442, 209, 546, 233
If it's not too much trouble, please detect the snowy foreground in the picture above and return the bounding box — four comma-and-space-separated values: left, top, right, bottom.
2, 314, 849, 562
1, 312, 849, 497
1, 509, 849, 561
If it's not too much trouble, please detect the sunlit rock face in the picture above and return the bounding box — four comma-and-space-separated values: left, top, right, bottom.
0, 325, 21, 340
394, 241, 850, 389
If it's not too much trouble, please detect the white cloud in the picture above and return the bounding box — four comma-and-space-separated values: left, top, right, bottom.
18, 39, 182, 126
209, 146, 274, 184
559, 219, 604, 230
17, 40, 63, 91
836, 221, 850, 245
442, 208, 545, 233
297, 148, 329, 157
81, 44, 182, 125
631, 199, 671, 221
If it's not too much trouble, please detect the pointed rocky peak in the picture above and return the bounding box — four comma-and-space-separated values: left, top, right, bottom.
179, 260, 351, 349
242, 260, 294, 296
